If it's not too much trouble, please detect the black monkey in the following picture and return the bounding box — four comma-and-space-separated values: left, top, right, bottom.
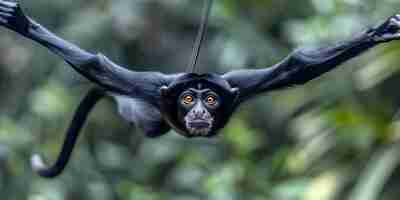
1, 0, 400, 178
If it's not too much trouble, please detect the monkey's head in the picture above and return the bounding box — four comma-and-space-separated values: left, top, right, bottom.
160, 73, 239, 137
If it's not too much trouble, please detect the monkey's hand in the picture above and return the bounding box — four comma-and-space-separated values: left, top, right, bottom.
371, 14, 400, 42
0, 0, 30, 34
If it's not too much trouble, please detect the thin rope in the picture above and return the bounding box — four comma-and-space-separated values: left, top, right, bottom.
187, 0, 213, 73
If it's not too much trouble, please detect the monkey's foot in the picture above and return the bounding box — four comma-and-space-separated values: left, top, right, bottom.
373, 14, 400, 42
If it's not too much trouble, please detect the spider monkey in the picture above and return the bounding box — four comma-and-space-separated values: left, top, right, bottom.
1, 0, 400, 178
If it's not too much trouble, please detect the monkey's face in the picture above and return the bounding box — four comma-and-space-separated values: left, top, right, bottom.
160, 73, 239, 138
177, 88, 220, 136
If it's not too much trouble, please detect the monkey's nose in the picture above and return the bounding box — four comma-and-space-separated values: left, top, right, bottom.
193, 109, 206, 118
197, 110, 206, 114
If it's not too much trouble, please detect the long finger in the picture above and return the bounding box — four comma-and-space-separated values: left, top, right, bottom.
0, 1, 17, 8
390, 17, 400, 27
0, 11, 12, 17
0, 17, 7, 24
382, 33, 400, 41
0, 5, 14, 12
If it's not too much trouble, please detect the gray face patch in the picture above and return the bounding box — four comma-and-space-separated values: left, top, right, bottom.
178, 87, 219, 137
184, 101, 214, 136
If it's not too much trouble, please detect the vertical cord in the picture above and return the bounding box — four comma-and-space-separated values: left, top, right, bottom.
187, 0, 213, 73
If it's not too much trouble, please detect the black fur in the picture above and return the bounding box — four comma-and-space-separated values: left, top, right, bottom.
1, 0, 400, 178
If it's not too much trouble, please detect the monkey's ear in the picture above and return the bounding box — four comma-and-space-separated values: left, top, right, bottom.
230, 87, 240, 99
230, 87, 240, 105
230, 87, 239, 95
160, 85, 170, 97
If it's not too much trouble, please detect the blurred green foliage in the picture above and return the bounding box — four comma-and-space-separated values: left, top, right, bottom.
1, 0, 400, 199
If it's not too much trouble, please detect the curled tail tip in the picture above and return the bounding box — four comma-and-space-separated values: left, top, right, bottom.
30, 153, 47, 172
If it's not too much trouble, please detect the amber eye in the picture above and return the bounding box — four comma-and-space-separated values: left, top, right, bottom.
183, 95, 194, 104
206, 95, 217, 105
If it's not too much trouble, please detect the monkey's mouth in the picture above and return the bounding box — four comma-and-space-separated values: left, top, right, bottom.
185, 119, 212, 137
189, 120, 210, 129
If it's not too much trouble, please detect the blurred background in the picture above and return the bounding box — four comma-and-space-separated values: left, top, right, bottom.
1, 0, 400, 199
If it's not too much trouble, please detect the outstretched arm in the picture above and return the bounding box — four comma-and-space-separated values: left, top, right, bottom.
223, 15, 400, 102
0, 0, 176, 98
